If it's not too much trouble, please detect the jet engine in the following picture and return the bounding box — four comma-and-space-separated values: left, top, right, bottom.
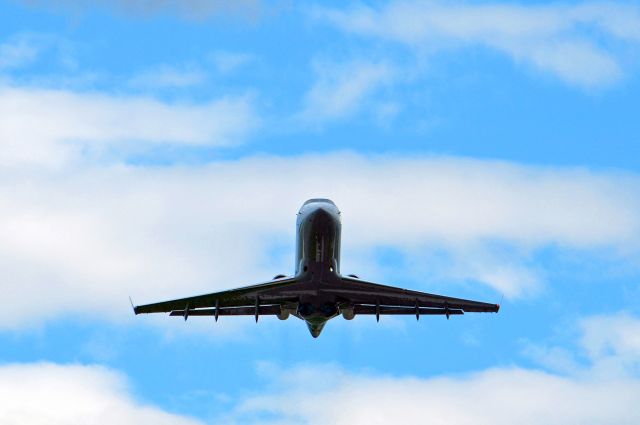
340, 305, 355, 320
278, 303, 297, 320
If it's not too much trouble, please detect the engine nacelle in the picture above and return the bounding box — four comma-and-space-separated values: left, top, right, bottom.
340, 305, 355, 320
278, 303, 297, 320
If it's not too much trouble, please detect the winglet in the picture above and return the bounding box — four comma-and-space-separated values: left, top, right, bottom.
129, 296, 138, 315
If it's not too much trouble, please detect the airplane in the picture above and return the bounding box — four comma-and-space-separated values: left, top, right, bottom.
132, 198, 499, 337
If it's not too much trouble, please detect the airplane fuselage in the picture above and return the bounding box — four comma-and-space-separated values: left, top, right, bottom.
294, 198, 344, 336
296, 198, 342, 277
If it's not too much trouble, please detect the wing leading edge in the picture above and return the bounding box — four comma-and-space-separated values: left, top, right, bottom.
133, 276, 303, 317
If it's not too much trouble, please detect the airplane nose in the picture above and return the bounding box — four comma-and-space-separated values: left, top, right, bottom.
307, 208, 336, 235
309, 207, 332, 224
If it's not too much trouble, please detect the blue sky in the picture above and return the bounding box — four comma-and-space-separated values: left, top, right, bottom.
1, 0, 640, 423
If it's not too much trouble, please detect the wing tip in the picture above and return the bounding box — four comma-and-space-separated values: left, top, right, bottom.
495, 295, 503, 313
129, 297, 140, 315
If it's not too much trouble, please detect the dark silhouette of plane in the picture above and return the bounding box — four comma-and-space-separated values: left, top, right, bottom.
133, 199, 499, 337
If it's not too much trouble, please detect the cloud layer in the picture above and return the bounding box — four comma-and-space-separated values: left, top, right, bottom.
3, 314, 639, 425
225, 314, 640, 424
315, 1, 640, 87
235, 365, 640, 425
1, 153, 639, 328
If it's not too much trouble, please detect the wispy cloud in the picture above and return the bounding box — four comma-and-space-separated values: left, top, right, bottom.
524, 313, 640, 378
300, 60, 396, 123
0, 36, 40, 70
580, 313, 640, 376
314, 1, 640, 88
208, 51, 256, 75
1, 154, 639, 328
128, 64, 207, 89
0, 85, 259, 167
20, 0, 264, 20
0, 33, 76, 73
0, 363, 203, 425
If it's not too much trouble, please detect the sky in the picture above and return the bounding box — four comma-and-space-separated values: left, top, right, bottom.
1, 0, 640, 423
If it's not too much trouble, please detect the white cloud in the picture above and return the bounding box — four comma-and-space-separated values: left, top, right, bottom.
0, 86, 259, 167
314, 1, 640, 87
0, 362, 203, 425
301, 60, 396, 123
0, 153, 639, 328
521, 343, 582, 375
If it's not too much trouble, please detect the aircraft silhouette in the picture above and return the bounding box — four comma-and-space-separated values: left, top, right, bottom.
133, 199, 499, 337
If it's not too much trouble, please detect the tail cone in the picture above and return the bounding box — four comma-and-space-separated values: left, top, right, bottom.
306, 321, 326, 338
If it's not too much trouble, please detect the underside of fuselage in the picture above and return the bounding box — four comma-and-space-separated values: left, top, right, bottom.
293, 301, 340, 337
294, 198, 343, 337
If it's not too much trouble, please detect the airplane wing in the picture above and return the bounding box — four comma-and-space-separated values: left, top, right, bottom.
133, 276, 305, 317
133, 275, 498, 319
327, 276, 499, 316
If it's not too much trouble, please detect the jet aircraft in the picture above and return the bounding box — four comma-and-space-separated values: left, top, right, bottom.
133, 199, 499, 337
